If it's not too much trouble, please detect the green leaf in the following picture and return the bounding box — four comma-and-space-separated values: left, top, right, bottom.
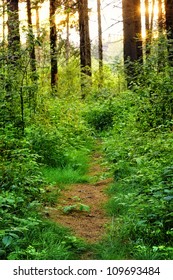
79, 204, 90, 212
63, 205, 76, 213
164, 196, 173, 201
2, 236, 13, 247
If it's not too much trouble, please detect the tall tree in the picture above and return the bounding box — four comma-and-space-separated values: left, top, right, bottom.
97, 0, 103, 87
145, 0, 150, 32
26, 0, 37, 80
158, 0, 164, 31
122, 0, 142, 86
65, 5, 70, 64
62, 0, 78, 64
2, 0, 6, 46
6, 0, 24, 133
122, 0, 142, 62
78, 0, 91, 87
165, 0, 173, 65
50, 0, 58, 89
157, 0, 166, 70
7, 0, 20, 62
134, 0, 143, 61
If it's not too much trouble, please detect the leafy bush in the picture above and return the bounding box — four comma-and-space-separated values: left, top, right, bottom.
132, 40, 173, 131
95, 84, 173, 259
27, 97, 93, 167
84, 99, 116, 132
27, 126, 68, 167
0, 125, 43, 196
0, 125, 44, 259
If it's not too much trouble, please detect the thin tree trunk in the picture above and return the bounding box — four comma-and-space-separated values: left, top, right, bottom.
97, 0, 103, 87
165, 0, 173, 66
6, 0, 25, 134
150, 0, 155, 31
26, 0, 37, 79
35, 3, 40, 37
158, 0, 164, 31
50, 0, 58, 90
66, 10, 70, 64
145, 0, 150, 31
7, 0, 20, 62
78, 0, 92, 88
157, 0, 166, 71
35, 3, 41, 63
134, 0, 143, 62
145, 0, 151, 54
2, 0, 6, 46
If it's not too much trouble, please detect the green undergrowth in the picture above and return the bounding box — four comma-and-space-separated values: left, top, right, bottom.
41, 149, 90, 186
0, 95, 93, 259
92, 91, 173, 260
41, 166, 89, 185
2, 217, 89, 260
1, 56, 173, 260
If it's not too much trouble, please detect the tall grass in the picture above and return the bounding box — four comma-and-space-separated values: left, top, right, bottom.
7, 220, 88, 260
41, 149, 90, 185
41, 166, 89, 185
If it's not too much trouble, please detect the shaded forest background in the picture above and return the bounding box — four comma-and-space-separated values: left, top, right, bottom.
0, 0, 173, 260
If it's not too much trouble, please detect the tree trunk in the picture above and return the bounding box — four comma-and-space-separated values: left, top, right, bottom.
50, 0, 58, 90
66, 9, 70, 64
97, 0, 103, 87
150, 0, 155, 32
78, 0, 92, 87
158, 0, 164, 31
122, 0, 142, 62
145, 0, 150, 31
157, 0, 166, 70
134, 0, 143, 62
26, 0, 37, 80
7, 0, 20, 63
35, 3, 40, 38
165, 0, 173, 65
6, 0, 24, 134
2, 0, 6, 46
122, 0, 142, 86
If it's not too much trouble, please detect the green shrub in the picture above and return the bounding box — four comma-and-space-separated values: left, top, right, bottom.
27, 126, 68, 167
103, 128, 173, 259
0, 125, 44, 259
0, 125, 43, 197
84, 100, 116, 132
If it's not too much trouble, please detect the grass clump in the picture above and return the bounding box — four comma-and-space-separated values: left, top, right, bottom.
41, 166, 89, 185
41, 149, 90, 185
6, 219, 88, 260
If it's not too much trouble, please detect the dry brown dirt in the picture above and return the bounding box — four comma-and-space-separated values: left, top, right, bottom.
44, 150, 112, 244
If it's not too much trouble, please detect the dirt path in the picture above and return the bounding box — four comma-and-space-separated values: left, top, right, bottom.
45, 147, 112, 244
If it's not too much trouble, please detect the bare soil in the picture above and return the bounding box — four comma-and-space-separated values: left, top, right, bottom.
45, 149, 112, 244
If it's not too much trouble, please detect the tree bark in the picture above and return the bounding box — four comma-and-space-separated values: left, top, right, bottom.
165, 0, 173, 65
134, 0, 143, 61
26, 0, 37, 79
158, 0, 164, 31
97, 0, 103, 87
122, 0, 142, 86
78, 0, 91, 83
66, 7, 70, 64
122, 0, 142, 62
2, 0, 6, 46
7, 0, 20, 62
50, 0, 58, 89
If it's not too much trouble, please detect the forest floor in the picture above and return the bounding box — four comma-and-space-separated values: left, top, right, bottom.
44, 144, 112, 259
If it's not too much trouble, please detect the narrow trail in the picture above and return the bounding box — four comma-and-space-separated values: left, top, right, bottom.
44, 145, 112, 248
